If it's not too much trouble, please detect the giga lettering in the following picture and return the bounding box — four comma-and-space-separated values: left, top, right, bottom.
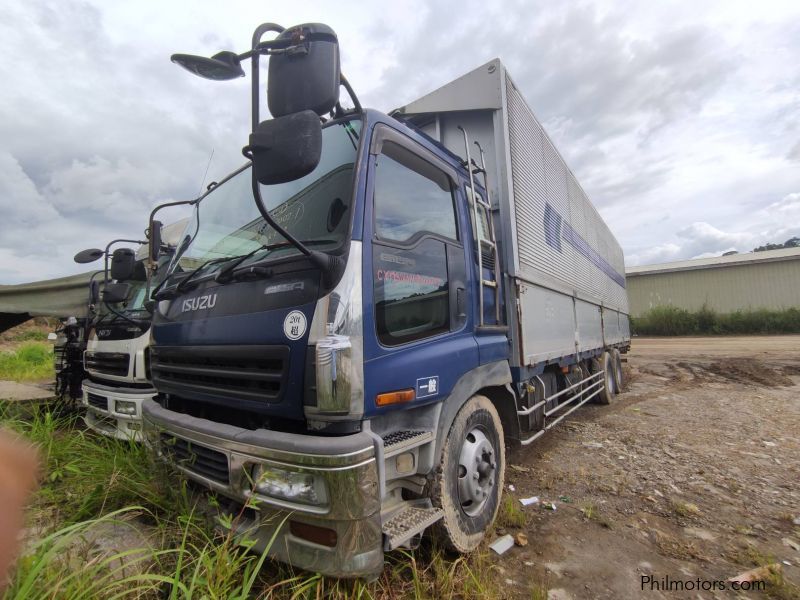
182, 293, 218, 313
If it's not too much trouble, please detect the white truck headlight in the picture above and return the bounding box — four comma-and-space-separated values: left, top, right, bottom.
252, 465, 328, 507
115, 400, 137, 415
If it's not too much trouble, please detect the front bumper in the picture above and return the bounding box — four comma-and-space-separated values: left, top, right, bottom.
82, 380, 155, 442
142, 399, 383, 578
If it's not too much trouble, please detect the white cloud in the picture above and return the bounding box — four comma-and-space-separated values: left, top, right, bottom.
0, 0, 798, 282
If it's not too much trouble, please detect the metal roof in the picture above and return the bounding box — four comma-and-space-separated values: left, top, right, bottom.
626, 246, 800, 276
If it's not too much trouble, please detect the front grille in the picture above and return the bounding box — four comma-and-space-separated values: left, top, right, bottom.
160, 434, 229, 484
87, 392, 108, 410
151, 346, 290, 404
85, 352, 130, 377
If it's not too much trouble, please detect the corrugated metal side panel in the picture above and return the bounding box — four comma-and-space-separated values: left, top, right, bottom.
505, 75, 628, 313
627, 259, 800, 317
575, 300, 602, 351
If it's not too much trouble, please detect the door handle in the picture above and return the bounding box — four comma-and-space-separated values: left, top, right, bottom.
456, 286, 466, 318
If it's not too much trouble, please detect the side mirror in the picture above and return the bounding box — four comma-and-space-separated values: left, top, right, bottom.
143, 299, 156, 314
74, 248, 104, 264
102, 282, 131, 304
131, 260, 148, 282
246, 111, 322, 185
110, 248, 136, 281
149, 220, 163, 262
267, 23, 340, 117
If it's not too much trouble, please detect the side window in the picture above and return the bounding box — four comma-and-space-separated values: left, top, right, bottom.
374, 239, 449, 346
374, 142, 457, 242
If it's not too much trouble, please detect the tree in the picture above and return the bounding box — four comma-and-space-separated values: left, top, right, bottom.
753, 236, 800, 252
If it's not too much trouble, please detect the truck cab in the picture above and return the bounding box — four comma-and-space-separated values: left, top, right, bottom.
82, 267, 157, 441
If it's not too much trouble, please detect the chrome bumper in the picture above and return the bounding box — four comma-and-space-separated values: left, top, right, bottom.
142, 399, 383, 578
82, 380, 154, 442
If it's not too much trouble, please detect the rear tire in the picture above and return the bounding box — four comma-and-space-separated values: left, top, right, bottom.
594, 351, 616, 405
611, 348, 624, 392
431, 395, 505, 553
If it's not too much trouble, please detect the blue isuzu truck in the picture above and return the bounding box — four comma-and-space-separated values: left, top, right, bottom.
142, 23, 630, 578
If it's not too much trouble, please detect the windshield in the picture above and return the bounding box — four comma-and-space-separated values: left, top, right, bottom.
167, 118, 362, 281
97, 254, 172, 320
97, 279, 147, 319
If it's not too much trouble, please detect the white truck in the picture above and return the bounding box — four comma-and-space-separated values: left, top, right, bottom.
80, 222, 185, 441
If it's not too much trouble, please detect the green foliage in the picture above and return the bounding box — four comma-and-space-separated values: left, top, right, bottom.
8, 329, 50, 342
1, 407, 513, 599
632, 305, 800, 336
0, 341, 53, 381
753, 236, 800, 252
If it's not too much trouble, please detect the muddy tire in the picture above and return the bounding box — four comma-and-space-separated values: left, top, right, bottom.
594, 351, 616, 405
431, 395, 505, 553
611, 348, 624, 392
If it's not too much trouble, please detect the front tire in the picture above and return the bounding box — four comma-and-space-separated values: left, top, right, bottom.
432, 395, 505, 553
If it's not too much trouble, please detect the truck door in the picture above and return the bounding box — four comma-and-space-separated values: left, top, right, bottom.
362, 125, 479, 416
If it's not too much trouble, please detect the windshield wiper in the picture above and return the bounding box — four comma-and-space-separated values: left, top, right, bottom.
155, 257, 230, 300
215, 239, 338, 283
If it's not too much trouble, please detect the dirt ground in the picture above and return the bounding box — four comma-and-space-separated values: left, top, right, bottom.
496, 335, 800, 599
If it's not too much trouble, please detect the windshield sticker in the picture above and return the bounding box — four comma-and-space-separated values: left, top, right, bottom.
376, 270, 444, 287
416, 376, 439, 399
283, 310, 307, 340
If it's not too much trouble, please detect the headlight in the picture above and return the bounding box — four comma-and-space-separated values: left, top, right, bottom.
252, 464, 328, 507
115, 400, 137, 415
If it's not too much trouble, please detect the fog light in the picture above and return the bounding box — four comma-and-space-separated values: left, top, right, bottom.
116, 400, 137, 415
252, 465, 328, 506
289, 520, 337, 547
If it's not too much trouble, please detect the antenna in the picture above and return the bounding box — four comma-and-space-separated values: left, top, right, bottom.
198, 148, 215, 194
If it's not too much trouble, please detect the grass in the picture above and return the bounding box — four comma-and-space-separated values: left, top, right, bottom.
632, 305, 800, 336
1, 407, 522, 599
0, 342, 54, 382
497, 493, 527, 529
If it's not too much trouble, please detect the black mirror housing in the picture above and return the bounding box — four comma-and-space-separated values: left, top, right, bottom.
246, 111, 322, 185
74, 248, 104, 264
268, 23, 340, 117
110, 248, 136, 281
102, 282, 131, 304
149, 220, 163, 262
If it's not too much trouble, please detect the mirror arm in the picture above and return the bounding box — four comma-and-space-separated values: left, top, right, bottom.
250, 23, 286, 132
249, 173, 342, 284
146, 198, 199, 301
103, 238, 147, 288
339, 74, 362, 113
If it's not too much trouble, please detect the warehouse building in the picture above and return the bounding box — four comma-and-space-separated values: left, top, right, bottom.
625, 247, 800, 318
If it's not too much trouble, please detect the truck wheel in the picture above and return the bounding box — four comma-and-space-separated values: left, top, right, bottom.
594, 351, 616, 405
611, 348, 624, 392
432, 395, 505, 553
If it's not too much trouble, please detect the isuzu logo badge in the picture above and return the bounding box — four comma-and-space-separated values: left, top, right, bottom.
181, 293, 217, 313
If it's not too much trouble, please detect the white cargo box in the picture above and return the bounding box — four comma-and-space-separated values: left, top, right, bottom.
396, 59, 630, 369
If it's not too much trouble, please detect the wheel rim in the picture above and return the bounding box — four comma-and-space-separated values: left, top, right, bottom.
457, 426, 497, 517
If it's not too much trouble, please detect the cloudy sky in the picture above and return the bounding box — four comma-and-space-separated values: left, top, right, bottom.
1, 0, 798, 283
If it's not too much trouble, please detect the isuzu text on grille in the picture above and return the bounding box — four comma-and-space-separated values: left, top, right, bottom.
181, 294, 217, 313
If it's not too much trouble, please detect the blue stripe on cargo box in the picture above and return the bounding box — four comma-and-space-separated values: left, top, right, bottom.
543, 202, 626, 288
